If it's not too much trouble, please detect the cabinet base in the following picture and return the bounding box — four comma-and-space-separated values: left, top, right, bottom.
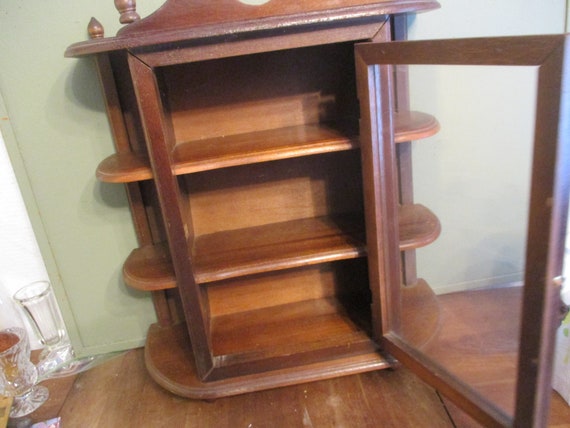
144, 323, 391, 399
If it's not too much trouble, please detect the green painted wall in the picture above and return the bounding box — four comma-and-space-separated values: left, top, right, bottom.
407, 0, 566, 294
0, 0, 566, 355
0, 1, 164, 356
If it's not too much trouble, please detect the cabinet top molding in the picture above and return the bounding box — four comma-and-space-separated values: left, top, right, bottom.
65, 0, 439, 57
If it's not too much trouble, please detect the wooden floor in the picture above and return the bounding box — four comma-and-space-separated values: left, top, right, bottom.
6, 350, 569, 427
6, 287, 570, 427
8, 349, 447, 427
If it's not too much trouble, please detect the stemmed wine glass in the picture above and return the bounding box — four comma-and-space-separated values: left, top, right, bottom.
0, 327, 49, 418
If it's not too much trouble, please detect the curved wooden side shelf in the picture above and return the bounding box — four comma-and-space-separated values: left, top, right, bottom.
96, 112, 439, 183
96, 152, 152, 183
123, 204, 440, 291
123, 244, 176, 291
144, 322, 390, 399
394, 111, 440, 143
399, 204, 441, 251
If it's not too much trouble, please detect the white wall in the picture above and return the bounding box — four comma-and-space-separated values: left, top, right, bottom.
0, 128, 47, 347
406, 0, 567, 294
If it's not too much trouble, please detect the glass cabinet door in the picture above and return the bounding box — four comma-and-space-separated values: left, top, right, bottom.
356, 35, 569, 427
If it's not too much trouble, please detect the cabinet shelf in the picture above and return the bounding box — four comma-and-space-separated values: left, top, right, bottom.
96, 112, 439, 183
144, 321, 389, 399
95, 151, 151, 183
394, 111, 439, 142
143, 278, 441, 391
193, 214, 365, 284
210, 296, 375, 374
172, 123, 358, 175
123, 204, 439, 291
399, 203, 441, 251
122, 243, 176, 291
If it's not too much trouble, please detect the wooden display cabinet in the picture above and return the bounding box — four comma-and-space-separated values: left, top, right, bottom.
66, 1, 569, 426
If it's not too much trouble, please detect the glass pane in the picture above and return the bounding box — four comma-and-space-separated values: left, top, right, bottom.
396, 64, 539, 418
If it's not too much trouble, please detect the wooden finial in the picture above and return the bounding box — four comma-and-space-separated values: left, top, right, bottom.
115, 0, 141, 24
88, 17, 104, 39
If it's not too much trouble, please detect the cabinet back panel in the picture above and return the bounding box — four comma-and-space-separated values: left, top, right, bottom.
207, 259, 369, 317
185, 151, 364, 236
159, 43, 358, 143
138, 180, 168, 243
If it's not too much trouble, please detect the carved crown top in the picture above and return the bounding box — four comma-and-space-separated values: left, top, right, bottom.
116, 0, 434, 36
66, 0, 439, 57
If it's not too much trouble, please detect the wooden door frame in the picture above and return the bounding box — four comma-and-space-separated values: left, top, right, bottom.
356, 34, 570, 427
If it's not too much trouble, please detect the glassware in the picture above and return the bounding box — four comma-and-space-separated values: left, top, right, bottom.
0, 327, 49, 418
13, 280, 125, 381
13, 281, 74, 377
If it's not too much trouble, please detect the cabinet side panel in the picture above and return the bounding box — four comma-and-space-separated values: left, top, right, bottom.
128, 53, 215, 377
